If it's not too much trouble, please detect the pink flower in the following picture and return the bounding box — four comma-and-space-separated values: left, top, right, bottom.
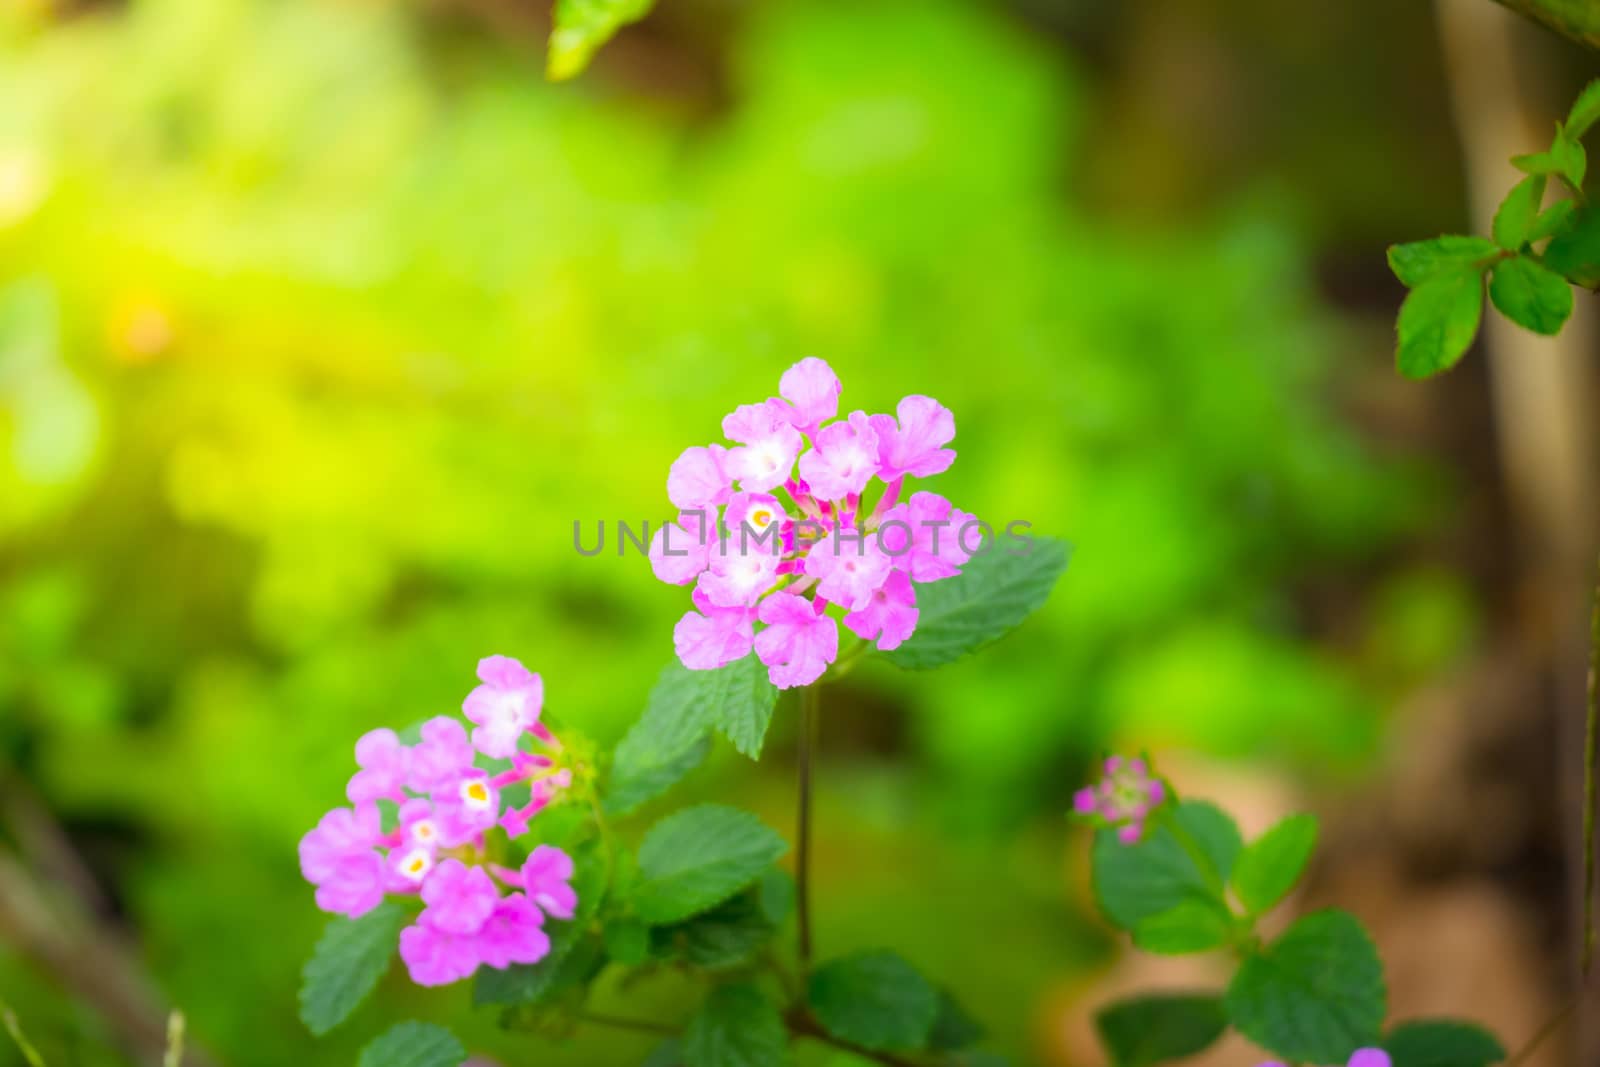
347, 728, 409, 805
674, 587, 757, 670
776, 357, 841, 440
420, 859, 499, 935
698, 540, 782, 608
1257, 1052, 1390, 1067
754, 593, 839, 689
877, 491, 979, 582
399, 922, 480, 987
407, 717, 475, 795
299, 805, 381, 885
434, 774, 501, 847
475, 893, 551, 969
1072, 755, 1167, 845
462, 655, 543, 759
844, 570, 919, 650
870, 395, 955, 481
797, 410, 879, 500
521, 845, 578, 920
315, 852, 387, 918
803, 532, 893, 611
648, 512, 714, 585
667, 444, 732, 511
724, 404, 804, 493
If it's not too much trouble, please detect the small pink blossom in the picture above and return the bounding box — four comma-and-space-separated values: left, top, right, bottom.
844, 570, 919, 650
804, 533, 893, 611
315, 852, 387, 918
521, 845, 578, 920
1258, 1052, 1390, 1067
434, 774, 501, 846
674, 587, 757, 670
754, 593, 839, 689
648, 512, 714, 585
347, 728, 409, 804
299, 805, 381, 885
877, 491, 979, 582
462, 655, 543, 759
1072, 755, 1167, 845
698, 540, 782, 608
475, 894, 551, 969
797, 410, 879, 500
870, 395, 955, 481
407, 717, 476, 795
776, 357, 841, 440
420, 859, 499, 935
668, 444, 732, 510
724, 407, 805, 493
399, 922, 480, 987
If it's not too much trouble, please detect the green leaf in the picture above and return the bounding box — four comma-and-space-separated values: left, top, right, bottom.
604, 918, 651, 966
683, 983, 787, 1067
1541, 202, 1600, 287
1091, 801, 1241, 931
1225, 909, 1386, 1064
1493, 175, 1546, 248
1513, 131, 1585, 187
1529, 199, 1577, 242
927, 988, 985, 1051
608, 655, 778, 815
883, 536, 1070, 669
1386, 236, 1498, 286
1131, 900, 1232, 955
1489, 256, 1574, 335
298, 902, 406, 1036
807, 949, 939, 1052
1395, 268, 1484, 379
632, 805, 788, 924
1569, 78, 1600, 139
1383, 1019, 1506, 1067
653, 888, 777, 969
547, 0, 656, 81
1094, 994, 1228, 1067
757, 868, 796, 925
356, 1022, 466, 1067
643, 1040, 684, 1067
1230, 812, 1318, 916
473, 844, 605, 1006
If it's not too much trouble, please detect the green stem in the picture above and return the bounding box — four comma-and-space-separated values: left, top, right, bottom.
1585, 554, 1599, 975
1504, 995, 1575, 1067
0, 994, 47, 1067
574, 1011, 679, 1037
796, 684, 819, 974
163, 1011, 185, 1067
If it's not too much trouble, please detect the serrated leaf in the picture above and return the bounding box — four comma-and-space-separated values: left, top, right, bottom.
1091, 801, 1241, 931
473, 844, 605, 1006
356, 1022, 465, 1067
1529, 198, 1577, 242
1386, 236, 1498, 286
298, 902, 406, 1036
1570, 79, 1600, 139
1489, 256, 1573, 335
653, 888, 777, 969
883, 536, 1070, 669
547, 0, 656, 81
808, 950, 939, 1052
702, 654, 780, 758
1231, 812, 1318, 916
632, 805, 788, 924
1395, 268, 1484, 379
1225, 909, 1386, 1064
1131, 900, 1232, 955
1493, 175, 1546, 248
1555, 129, 1587, 187
684, 983, 787, 1067
1384, 1019, 1506, 1067
1094, 994, 1228, 1067
1542, 202, 1600, 287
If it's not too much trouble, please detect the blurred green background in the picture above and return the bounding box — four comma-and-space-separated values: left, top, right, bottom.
0, 0, 1589, 1064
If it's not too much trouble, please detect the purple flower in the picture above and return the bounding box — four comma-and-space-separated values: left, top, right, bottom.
776, 356, 841, 440
798, 410, 879, 500
399, 922, 480, 987
420, 859, 499, 935
407, 717, 475, 795
521, 845, 578, 920
878, 491, 978, 582
462, 655, 543, 759
698, 540, 782, 609
475, 893, 550, 969
648, 512, 714, 585
667, 444, 731, 511
843, 570, 919, 651
804, 533, 893, 612
347, 728, 410, 805
754, 593, 839, 689
1072, 756, 1167, 845
674, 587, 757, 670
434, 773, 501, 847
870, 395, 955, 481
725, 406, 805, 493
1258, 1051, 1391, 1067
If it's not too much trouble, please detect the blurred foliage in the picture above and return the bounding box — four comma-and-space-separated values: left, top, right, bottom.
0, 0, 1472, 1063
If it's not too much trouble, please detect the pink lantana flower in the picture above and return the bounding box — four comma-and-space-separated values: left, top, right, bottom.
463, 655, 544, 759
648, 512, 714, 585
301, 658, 582, 988
1260, 1051, 1390, 1067
646, 357, 981, 688
1073, 755, 1167, 844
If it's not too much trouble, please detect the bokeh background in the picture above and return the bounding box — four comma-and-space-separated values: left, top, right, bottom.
1, 0, 1596, 1064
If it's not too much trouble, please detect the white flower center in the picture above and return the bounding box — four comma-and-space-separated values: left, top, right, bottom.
397, 848, 433, 883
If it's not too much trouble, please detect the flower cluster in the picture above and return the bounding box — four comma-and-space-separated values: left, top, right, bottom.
298, 656, 579, 986
1263, 1051, 1390, 1067
649, 357, 979, 688
1072, 755, 1167, 844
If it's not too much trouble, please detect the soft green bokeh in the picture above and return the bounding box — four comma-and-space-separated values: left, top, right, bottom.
0, 0, 1473, 1063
